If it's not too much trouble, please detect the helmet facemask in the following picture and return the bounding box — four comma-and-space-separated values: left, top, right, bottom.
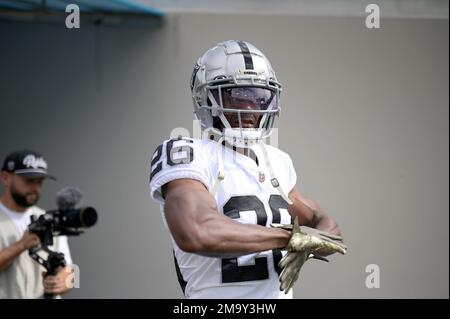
198, 75, 281, 148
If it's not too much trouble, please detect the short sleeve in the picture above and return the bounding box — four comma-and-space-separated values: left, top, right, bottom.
149, 138, 211, 204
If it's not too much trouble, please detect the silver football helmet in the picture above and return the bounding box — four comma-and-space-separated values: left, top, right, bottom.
190, 40, 282, 148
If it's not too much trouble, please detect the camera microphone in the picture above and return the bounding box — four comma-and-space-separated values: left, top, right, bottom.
56, 186, 84, 210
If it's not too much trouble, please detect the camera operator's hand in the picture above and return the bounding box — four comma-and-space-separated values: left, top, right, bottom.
18, 230, 41, 251
42, 266, 74, 295
0, 231, 41, 272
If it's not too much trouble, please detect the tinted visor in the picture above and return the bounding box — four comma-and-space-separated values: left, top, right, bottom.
212, 87, 277, 111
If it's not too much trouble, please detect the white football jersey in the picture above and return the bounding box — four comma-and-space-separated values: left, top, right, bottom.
150, 137, 297, 299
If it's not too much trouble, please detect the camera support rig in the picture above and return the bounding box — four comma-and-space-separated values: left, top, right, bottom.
27, 207, 97, 299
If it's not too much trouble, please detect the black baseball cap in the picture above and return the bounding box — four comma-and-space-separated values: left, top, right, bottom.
1, 149, 57, 181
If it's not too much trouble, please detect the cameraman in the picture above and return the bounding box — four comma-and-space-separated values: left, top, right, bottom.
0, 150, 73, 299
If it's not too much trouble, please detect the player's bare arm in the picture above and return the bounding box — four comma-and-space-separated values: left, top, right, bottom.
163, 178, 291, 258
287, 185, 343, 256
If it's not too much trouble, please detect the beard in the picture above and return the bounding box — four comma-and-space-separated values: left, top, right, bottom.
10, 184, 40, 208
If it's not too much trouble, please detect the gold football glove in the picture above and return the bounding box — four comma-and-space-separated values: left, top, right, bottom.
271, 217, 347, 294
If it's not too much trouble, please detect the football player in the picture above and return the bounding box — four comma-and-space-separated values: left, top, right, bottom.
149, 40, 346, 299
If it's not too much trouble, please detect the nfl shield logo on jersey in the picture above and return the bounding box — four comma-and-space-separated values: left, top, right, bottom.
259, 171, 265, 183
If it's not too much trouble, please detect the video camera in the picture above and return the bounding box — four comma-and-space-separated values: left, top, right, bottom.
27, 186, 98, 299
28, 206, 97, 246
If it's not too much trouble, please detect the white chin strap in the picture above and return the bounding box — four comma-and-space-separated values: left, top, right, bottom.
258, 140, 293, 205
210, 136, 226, 196
210, 137, 293, 205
